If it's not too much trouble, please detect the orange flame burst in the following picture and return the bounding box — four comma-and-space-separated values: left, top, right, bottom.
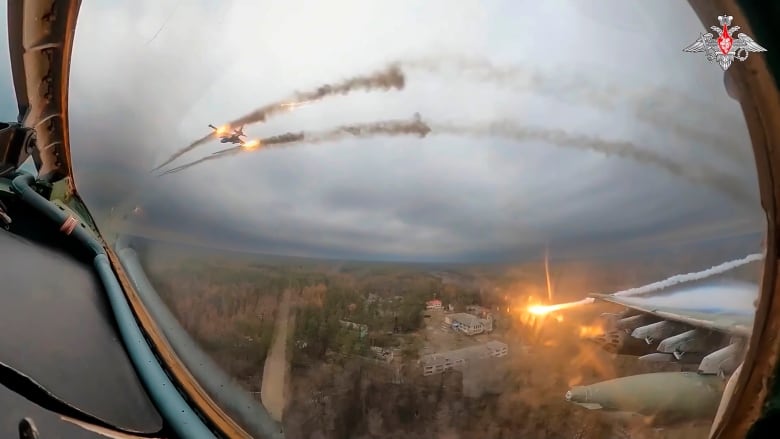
509, 296, 567, 335
241, 139, 261, 150
527, 298, 595, 316
578, 324, 604, 338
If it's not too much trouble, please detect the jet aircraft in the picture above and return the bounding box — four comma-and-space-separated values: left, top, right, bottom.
208, 124, 246, 145
2, 0, 780, 438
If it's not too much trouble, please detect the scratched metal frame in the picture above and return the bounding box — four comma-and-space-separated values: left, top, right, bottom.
686, 1, 780, 438
5, 0, 780, 438
4, 1, 254, 438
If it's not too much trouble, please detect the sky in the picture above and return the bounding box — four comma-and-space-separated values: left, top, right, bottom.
0, 0, 767, 262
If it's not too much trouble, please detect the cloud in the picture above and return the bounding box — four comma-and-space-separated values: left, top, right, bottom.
0, 0, 766, 262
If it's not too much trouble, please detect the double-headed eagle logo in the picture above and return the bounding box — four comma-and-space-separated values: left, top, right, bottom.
683, 14, 766, 71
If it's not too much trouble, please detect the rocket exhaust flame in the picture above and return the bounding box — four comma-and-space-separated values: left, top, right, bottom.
156, 56, 748, 173
160, 118, 755, 209
525, 253, 763, 315
157, 115, 431, 175
152, 64, 407, 171
527, 298, 595, 316
240, 139, 261, 150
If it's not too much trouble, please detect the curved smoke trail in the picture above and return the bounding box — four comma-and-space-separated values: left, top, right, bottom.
158, 114, 430, 175
399, 55, 748, 166
227, 64, 405, 129
430, 120, 756, 207
160, 116, 756, 207
612, 252, 764, 297
152, 64, 407, 171
529, 253, 764, 314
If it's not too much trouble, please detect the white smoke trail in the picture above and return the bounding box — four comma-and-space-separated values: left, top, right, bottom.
611, 282, 758, 314
399, 55, 747, 165
528, 253, 763, 315
612, 253, 764, 297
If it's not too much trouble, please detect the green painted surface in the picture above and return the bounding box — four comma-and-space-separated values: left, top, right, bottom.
569, 372, 724, 423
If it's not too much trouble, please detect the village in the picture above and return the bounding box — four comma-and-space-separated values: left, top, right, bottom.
149, 243, 742, 438
329, 294, 510, 394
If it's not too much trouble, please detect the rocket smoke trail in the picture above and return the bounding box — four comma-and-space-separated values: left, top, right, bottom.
529, 253, 763, 314
152, 64, 407, 171
612, 252, 764, 297
161, 117, 755, 206
158, 132, 309, 175
157, 151, 240, 176
227, 64, 405, 128
431, 120, 757, 207
399, 55, 748, 166
158, 114, 430, 176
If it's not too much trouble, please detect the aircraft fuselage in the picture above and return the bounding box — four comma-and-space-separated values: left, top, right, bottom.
219, 136, 242, 144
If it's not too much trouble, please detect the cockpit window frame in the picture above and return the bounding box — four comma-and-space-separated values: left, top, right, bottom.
6, 0, 780, 437
687, 1, 780, 437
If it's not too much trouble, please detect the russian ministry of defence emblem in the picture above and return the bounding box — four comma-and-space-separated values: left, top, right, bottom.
683, 14, 766, 71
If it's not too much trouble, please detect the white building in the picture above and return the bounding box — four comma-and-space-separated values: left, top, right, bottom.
445, 313, 485, 335
420, 341, 509, 376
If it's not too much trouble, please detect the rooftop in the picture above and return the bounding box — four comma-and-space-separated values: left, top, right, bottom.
448, 312, 482, 326
420, 341, 508, 368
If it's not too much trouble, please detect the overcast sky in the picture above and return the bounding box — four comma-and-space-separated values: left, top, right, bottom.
0, 0, 766, 262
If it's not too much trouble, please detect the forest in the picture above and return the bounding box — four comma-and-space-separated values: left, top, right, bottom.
142, 248, 491, 382
283, 257, 541, 369
136, 238, 762, 439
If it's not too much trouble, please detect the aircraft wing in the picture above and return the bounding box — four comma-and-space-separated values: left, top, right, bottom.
589, 291, 754, 337
582, 281, 757, 371
565, 282, 758, 422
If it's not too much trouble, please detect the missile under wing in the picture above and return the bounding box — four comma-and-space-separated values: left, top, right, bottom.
565, 281, 759, 425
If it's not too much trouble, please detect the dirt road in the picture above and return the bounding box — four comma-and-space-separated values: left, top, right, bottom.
261, 288, 292, 422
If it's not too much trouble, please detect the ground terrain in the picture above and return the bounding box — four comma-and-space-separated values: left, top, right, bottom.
139, 237, 761, 439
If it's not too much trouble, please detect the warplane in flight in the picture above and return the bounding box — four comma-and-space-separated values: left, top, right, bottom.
208, 124, 246, 145
1, 1, 283, 438
565, 281, 757, 429
2, 0, 780, 438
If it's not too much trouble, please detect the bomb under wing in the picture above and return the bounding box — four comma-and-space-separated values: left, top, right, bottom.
565, 281, 758, 424
566, 372, 725, 424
